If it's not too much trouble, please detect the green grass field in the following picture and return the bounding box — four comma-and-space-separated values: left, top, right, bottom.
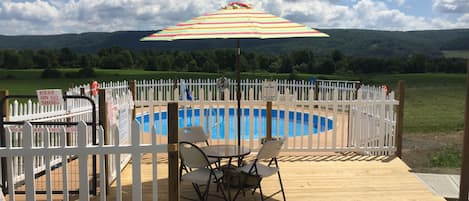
0, 69, 466, 134
443, 50, 469, 59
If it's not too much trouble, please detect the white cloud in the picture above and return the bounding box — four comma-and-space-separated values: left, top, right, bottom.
395, 0, 406, 6
0, 0, 59, 22
0, 0, 467, 35
249, 0, 433, 30
433, 0, 469, 13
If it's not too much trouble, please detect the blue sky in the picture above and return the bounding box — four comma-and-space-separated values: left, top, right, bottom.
0, 0, 468, 35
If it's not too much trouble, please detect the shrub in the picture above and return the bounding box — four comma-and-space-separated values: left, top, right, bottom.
78, 67, 96, 77
430, 145, 461, 168
4, 74, 15, 79
64, 68, 96, 78
41, 68, 62, 79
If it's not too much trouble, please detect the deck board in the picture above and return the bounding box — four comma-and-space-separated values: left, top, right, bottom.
6, 153, 445, 201
100, 153, 445, 201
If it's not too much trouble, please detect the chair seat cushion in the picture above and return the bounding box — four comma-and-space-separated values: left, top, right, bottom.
238, 162, 278, 177
181, 168, 223, 185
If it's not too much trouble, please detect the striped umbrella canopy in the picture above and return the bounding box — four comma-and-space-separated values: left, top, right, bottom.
141, 2, 328, 148
141, 2, 329, 41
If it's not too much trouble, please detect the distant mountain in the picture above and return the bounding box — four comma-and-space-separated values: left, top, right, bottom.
1, 29, 468, 57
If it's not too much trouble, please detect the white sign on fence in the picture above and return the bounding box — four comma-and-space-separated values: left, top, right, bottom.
262, 81, 278, 101
36, 89, 64, 105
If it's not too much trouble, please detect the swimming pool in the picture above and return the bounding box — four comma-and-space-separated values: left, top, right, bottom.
136, 108, 333, 140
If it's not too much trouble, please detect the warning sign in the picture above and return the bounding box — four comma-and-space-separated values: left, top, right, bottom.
36, 89, 64, 105
262, 81, 278, 101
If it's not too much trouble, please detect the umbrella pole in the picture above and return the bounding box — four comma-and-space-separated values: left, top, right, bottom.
236, 39, 241, 148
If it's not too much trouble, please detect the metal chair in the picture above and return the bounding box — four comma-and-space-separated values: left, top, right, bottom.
178, 126, 210, 146
179, 141, 227, 201
178, 126, 220, 175
232, 139, 286, 201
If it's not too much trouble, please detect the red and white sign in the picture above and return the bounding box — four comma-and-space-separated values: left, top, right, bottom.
91, 81, 99, 96
36, 89, 64, 105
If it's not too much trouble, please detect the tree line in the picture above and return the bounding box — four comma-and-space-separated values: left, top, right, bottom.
0, 47, 466, 77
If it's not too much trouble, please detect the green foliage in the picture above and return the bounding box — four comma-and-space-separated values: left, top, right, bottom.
0, 46, 467, 75
431, 146, 462, 168
443, 50, 469, 59
41, 68, 63, 79
1, 29, 469, 57
78, 67, 96, 77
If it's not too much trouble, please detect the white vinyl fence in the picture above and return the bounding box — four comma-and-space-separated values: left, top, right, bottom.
0, 120, 164, 201
134, 79, 398, 155
135, 79, 360, 102
0, 78, 400, 201
1, 81, 134, 193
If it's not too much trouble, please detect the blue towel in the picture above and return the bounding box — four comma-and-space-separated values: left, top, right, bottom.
185, 88, 192, 100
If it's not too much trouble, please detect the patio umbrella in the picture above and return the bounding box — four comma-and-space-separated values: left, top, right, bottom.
141, 2, 329, 147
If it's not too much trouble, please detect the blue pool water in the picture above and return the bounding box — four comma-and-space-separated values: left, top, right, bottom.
136, 108, 333, 140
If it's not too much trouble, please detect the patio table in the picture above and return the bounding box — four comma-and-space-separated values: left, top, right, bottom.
201, 145, 251, 168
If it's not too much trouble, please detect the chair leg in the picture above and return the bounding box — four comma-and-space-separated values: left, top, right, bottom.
179, 163, 184, 182
275, 159, 286, 201
192, 183, 204, 201
258, 179, 265, 201
277, 171, 286, 201
217, 178, 229, 201
202, 176, 212, 201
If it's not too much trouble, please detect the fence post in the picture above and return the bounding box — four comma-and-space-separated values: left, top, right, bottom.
0, 90, 8, 195
395, 80, 405, 158
266, 101, 272, 141
168, 102, 179, 201
0, 90, 8, 122
354, 82, 361, 100
459, 59, 469, 201
314, 80, 319, 101
98, 89, 110, 193
129, 80, 137, 119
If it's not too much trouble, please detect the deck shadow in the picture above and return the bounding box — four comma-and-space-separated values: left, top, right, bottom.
100, 177, 281, 201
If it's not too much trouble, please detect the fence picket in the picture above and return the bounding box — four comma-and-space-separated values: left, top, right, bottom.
132, 120, 142, 201
78, 121, 89, 201
151, 126, 158, 201
60, 127, 69, 201
114, 125, 122, 201
44, 128, 52, 201
98, 127, 107, 201
5, 128, 15, 201
23, 122, 36, 201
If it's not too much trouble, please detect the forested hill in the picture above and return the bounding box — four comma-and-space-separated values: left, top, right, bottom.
0, 29, 468, 57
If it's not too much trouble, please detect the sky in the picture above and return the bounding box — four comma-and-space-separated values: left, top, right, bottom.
0, 0, 468, 35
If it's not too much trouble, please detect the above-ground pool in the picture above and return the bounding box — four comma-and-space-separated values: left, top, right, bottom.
136, 108, 333, 140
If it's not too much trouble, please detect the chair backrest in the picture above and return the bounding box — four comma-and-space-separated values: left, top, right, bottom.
256, 139, 285, 160
179, 141, 210, 168
178, 126, 208, 144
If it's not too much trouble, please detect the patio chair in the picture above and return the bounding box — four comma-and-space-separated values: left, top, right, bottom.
178, 126, 210, 146
231, 139, 286, 201
179, 141, 227, 201
178, 126, 220, 175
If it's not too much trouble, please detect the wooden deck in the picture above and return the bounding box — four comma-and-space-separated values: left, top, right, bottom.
101, 153, 444, 201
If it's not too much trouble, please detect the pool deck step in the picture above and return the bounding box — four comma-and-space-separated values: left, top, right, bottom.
413, 173, 460, 199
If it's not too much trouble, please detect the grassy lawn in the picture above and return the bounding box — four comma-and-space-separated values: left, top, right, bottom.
0, 69, 466, 134
443, 50, 469, 59
363, 73, 466, 134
